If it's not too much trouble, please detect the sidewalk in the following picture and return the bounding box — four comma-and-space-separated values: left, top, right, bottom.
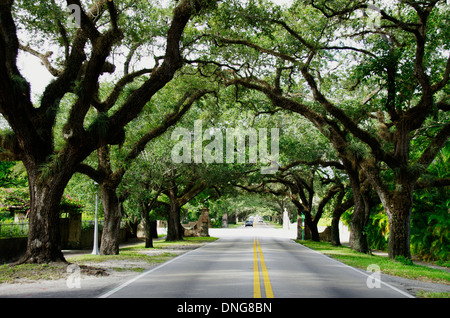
63, 238, 146, 259
63, 227, 169, 259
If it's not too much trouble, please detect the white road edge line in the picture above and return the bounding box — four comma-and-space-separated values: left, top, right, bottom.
98, 241, 214, 298
297, 241, 415, 298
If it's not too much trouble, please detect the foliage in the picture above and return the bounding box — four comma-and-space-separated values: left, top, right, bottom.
411, 145, 450, 262
0, 162, 28, 188
411, 186, 450, 262
366, 209, 389, 251
59, 194, 83, 215
0, 161, 29, 219
0, 219, 29, 238
0, 187, 29, 211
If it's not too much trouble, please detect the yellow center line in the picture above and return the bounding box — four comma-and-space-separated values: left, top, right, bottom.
253, 237, 274, 298
253, 238, 261, 298
257, 238, 274, 298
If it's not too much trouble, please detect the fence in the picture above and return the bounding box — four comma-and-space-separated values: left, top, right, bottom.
0, 221, 29, 238
81, 220, 126, 230
0, 220, 126, 238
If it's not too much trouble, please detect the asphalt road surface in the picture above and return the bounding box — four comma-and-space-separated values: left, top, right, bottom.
100, 223, 413, 298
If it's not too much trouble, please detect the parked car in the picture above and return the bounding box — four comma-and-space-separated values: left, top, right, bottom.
245, 220, 253, 227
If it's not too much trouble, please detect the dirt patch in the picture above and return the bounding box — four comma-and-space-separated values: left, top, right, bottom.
78, 264, 109, 276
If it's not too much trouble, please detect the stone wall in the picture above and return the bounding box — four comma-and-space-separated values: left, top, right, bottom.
183, 207, 210, 237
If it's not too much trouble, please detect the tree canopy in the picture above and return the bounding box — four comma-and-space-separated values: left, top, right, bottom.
0, 0, 448, 263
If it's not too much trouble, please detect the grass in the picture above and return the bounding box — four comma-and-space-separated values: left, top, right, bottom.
0, 263, 69, 283
68, 236, 218, 264
417, 291, 450, 298
297, 240, 450, 297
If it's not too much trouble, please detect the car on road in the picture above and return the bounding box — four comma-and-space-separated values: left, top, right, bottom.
245, 220, 253, 227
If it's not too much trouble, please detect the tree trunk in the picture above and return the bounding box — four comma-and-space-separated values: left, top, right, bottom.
18, 171, 70, 264
100, 184, 122, 255
303, 213, 320, 241
331, 194, 353, 247
349, 197, 369, 253
347, 170, 370, 253
330, 214, 341, 246
140, 203, 153, 248
386, 188, 413, 260
166, 187, 183, 241
125, 218, 138, 239
388, 212, 411, 260
330, 191, 345, 246
166, 204, 184, 241
151, 220, 158, 239
143, 221, 153, 248
310, 224, 320, 242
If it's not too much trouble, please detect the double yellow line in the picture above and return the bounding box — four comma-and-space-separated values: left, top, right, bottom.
253, 238, 274, 298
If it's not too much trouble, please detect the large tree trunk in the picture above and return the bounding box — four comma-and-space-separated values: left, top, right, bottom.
363, 163, 415, 260
330, 190, 345, 246
331, 194, 353, 247
347, 168, 370, 254
386, 188, 413, 260
388, 211, 411, 260
303, 212, 320, 242
349, 196, 370, 253
166, 204, 184, 241
18, 170, 70, 264
100, 184, 122, 255
385, 125, 414, 260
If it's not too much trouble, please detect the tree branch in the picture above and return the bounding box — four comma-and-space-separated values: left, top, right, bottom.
75, 163, 107, 184
415, 177, 450, 189
115, 89, 212, 178
106, 0, 213, 138
415, 122, 450, 178
300, 67, 400, 169
214, 35, 300, 65
431, 54, 450, 93
279, 159, 345, 171
18, 43, 62, 77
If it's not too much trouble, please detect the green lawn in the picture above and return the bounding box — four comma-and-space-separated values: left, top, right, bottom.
69, 236, 218, 264
297, 240, 450, 296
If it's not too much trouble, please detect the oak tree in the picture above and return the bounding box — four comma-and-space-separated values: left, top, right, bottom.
0, 0, 215, 263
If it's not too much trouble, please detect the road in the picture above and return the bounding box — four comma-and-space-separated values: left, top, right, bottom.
100, 223, 413, 298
